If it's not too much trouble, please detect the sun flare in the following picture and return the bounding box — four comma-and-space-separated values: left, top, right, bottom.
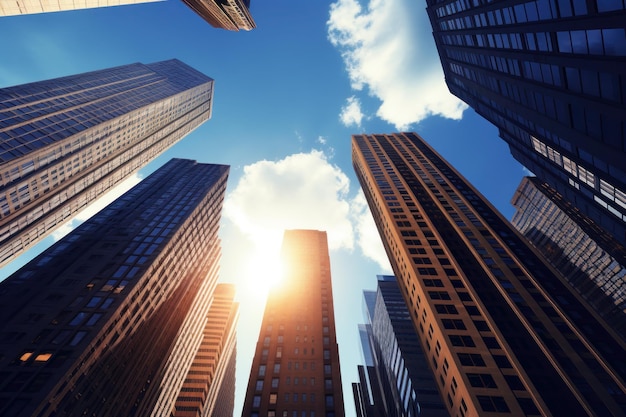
243, 246, 285, 296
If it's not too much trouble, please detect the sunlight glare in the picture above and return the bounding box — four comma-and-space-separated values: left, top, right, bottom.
243, 245, 285, 297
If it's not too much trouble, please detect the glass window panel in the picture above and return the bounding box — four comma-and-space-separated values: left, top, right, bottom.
596, 0, 624, 12
571, 30, 588, 53
603, 29, 626, 56
557, 31, 572, 53
557, 0, 573, 16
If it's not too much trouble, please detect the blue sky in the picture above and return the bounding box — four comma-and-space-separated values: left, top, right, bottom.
0, 0, 526, 415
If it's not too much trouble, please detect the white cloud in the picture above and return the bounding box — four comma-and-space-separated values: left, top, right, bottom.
224, 150, 393, 272
339, 96, 365, 127
327, 0, 467, 129
317, 136, 327, 145
351, 191, 392, 272
224, 150, 353, 252
52, 173, 143, 240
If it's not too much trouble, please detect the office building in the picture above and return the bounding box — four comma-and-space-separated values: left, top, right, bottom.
0, 0, 159, 16
173, 283, 239, 417
353, 132, 626, 416
426, 1, 626, 244
241, 230, 345, 417
511, 176, 626, 340
353, 275, 449, 417
180, 0, 255, 31
0, 59, 213, 266
0, 158, 229, 417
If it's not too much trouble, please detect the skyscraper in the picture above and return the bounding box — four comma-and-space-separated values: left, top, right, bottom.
353, 275, 449, 417
0, 0, 159, 16
173, 283, 239, 417
353, 132, 626, 417
0, 59, 214, 266
511, 176, 626, 340
180, 0, 256, 31
426, 2, 626, 244
241, 230, 345, 417
0, 158, 229, 417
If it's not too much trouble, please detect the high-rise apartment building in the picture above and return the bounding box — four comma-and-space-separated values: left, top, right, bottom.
0, 0, 159, 16
0, 158, 229, 417
353, 275, 448, 417
0, 59, 213, 266
353, 132, 626, 417
241, 230, 345, 417
180, 0, 255, 31
426, 1, 626, 244
511, 176, 626, 340
173, 283, 239, 417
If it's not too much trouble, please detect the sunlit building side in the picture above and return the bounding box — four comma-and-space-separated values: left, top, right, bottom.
173, 283, 239, 417
0, 0, 160, 16
353, 275, 449, 417
426, 0, 626, 245
511, 176, 626, 340
179, 0, 255, 31
0, 158, 229, 417
241, 229, 345, 417
0, 59, 214, 266
353, 132, 626, 417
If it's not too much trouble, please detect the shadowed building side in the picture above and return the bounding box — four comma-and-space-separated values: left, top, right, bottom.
179, 0, 255, 31
0, 158, 229, 417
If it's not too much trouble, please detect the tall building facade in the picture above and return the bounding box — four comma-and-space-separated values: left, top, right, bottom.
173, 283, 239, 417
0, 59, 213, 266
0, 0, 159, 16
353, 275, 449, 417
180, 0, 256, 31
353, 132, 626, 417
241, 230, 345, 417
511, 176, 626, 340
0, 158, 229, 417
426, 1, 626, 244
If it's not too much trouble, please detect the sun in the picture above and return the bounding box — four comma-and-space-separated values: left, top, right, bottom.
243, 245, 285, 296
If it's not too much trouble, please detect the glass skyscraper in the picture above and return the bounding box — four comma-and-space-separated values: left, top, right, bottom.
353, 275, 449, 417
353, 132, 626, 417
426, 0, 626, 244
0, 158, 229, 417
241, 230, 345, 417
511, 176, 626, 340
0, 59, 214, 266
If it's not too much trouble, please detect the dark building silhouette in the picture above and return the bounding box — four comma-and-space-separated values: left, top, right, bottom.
173, 283, 239, 417
426, 1, 626, 244
353, 132, 626, 417
180, 0, 255, 31
353, 275, 449, 417
0, 158, 229, 417
0, 59, 214, 266
511, 176, 626, 340
241, 230, 345, 417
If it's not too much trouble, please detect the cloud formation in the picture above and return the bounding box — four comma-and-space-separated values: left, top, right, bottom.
339, 96, 365, 127
327, 0, 467, 129
224, 150, 391, 271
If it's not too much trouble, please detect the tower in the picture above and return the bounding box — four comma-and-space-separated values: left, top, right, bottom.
353, 275, 449, 417
511, 176, 626, 340
173, 283, 239, 417
0, 59, 213, 266
180, 0, 256, 31
0, 158, 229, 417
426, 1, 626, 244
353, 132, 626, 416
241, 230, 345, 417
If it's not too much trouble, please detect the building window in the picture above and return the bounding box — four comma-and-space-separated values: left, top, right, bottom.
477, 396, 510, 412
259, 365, 266, 377
269, 393, 278, 405
467, 373, 497, 388
325, 395, 334, 407
273, 364, 281, 373
256, 380, 264, 391
253, 395, 261, 408
272, 378, 279, 388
